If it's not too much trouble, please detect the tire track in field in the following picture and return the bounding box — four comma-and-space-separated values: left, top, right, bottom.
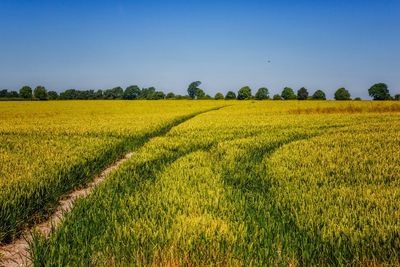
0, 106, 227, 267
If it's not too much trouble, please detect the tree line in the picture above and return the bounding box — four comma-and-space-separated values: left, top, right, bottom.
0, 82, 398, 101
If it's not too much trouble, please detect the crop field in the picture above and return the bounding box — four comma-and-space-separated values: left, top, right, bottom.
1, 100, 400, 266
0, 101, 223, 244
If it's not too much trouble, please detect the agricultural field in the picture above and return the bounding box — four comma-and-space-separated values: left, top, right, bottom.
0, 100, 224, 244
1, 100, 400, 266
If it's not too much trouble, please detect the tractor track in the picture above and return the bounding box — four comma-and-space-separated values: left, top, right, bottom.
0, 106, 226, 267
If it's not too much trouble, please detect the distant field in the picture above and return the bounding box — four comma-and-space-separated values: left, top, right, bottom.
1, 100, 400, 265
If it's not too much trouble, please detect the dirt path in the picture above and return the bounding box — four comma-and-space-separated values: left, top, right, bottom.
0, 107, 226, 267
0, 152, 134, 267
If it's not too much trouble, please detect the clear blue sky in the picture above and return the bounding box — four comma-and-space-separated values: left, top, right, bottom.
0, 0, 399, 99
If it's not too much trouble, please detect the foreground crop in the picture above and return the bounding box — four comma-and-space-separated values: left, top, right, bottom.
0, 101, 223, 244
26, 101, 400, 266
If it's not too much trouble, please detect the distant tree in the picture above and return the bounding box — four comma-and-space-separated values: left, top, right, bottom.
7, 91, 19, 98
48, 91, 58, 100
166, 92, 175, 99
297, 87, 309, 100
19, 86, 32, 99
312, 90, 326, 100
34, 86, 48, 100
153, 91, 166, 100
225, 91, 236, 100
80, 90, 90, 99
334, 87, 351, 100
394, 94, 400, 100
354, 97, 362, 101
123, 85, 141, 100
214, 92, 224, 100
368, 83, 391, 100
94, 90, 103, 99
87, 90, 96, 100
60, 89, 76, 99
0, 89, 8, 98
77, 90, 86, 99
281, 87, 296, 100
273, 94, 282, 100
139, 87, 156, 100
187, 81, 202, 99
255, 87, 269, 100
237, 86, 252, 100
102, 89, 111, 99
58, 89, 106, 100
195, 88, 206, 99
113, 87, 124, 99
84, 90, 92, 99
77, 89, 86, 99
103, 87, 123, 99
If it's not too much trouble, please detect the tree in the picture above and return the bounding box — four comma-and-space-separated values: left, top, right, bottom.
312, 90, 326, 100
60, 89, 82, 99
166, 92, 175, 99
237, 86, 252, 100
7, 91, 19, 98
19, 86, 32, 99
34, 86, 48, 100
334, 87, 351, 100
273, 94, 282, 100
112, 87, 124, 99
123, 85, 141, 100
102, 89, 112, 99
225, 91, 236, 100
281, 87, 296, 100
354, 97, 362, 101
95, 90, 103, 99
48, 91, 58, 100
0, 89, 8, 98
255, 87, 269, 100
368, 83, 391, 100
103, 87, 124, 99
297, 87, 309, 100
59, 89, 76, 99
153, 91, 165, 100
195, 88, 206, 99
214, 92, 224, 100
139, 87, 156, 100
187, 81, 202, 99
395, 94, 400, 100
86, 90, 96, 100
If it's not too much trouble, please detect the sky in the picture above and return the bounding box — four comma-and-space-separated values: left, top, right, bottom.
0, 0, 399, 99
